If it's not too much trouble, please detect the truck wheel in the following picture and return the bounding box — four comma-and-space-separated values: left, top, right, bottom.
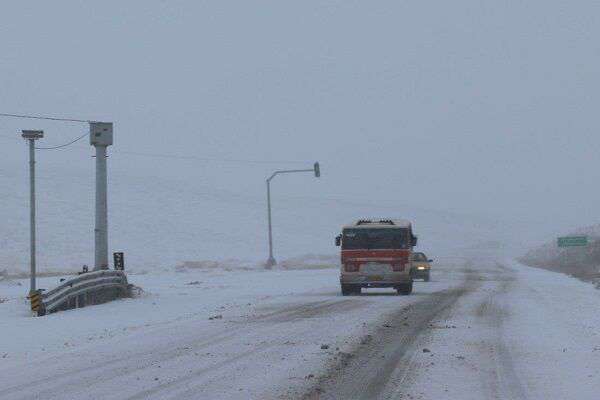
424, 272, 430, 282
341, 284, 352, 296
397, 281, 413, 295
353, 286, 362, 295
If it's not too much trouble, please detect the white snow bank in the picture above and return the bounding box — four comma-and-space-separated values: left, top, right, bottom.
175, 253, 339, 272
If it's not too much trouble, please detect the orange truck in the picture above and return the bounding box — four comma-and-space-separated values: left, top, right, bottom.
335, 219, 417, 295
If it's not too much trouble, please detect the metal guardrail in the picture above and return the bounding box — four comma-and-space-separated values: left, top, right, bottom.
36, 270, 129, 316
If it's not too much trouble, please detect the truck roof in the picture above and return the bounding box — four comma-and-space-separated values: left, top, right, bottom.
342, 219, 412, 229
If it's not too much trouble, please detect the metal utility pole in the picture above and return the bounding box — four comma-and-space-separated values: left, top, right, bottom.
265, 162, 321, 268
90, 122, 113, 270
22, 130, 44, 294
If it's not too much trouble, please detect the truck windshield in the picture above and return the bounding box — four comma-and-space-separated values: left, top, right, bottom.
342, 228, 409, 250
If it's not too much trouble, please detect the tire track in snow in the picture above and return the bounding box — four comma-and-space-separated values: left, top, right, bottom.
244, 298, 368, 323
2, 328, 243, 400
301, 271, 480, 400
0, 298, 362, 400
475, 264, 528, 400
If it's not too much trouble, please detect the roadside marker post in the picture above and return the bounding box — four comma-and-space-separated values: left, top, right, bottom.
113, 252, 125, 270
28, 289, 44, 315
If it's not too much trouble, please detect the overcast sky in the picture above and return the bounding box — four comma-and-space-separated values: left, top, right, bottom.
2, 1, 600, 255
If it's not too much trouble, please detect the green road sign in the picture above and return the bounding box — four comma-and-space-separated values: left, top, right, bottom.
557, 236, 588, 247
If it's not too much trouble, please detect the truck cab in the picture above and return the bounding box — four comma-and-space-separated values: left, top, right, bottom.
335, 219, 417, 295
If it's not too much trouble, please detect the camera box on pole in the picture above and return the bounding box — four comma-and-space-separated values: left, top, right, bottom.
90, 122, 113, 146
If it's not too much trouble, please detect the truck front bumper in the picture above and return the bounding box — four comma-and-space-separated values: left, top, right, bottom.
340, 272, 411, 288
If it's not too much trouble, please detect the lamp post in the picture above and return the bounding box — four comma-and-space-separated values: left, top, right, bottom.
265, 162, 320, 268
21, 130, 44, 294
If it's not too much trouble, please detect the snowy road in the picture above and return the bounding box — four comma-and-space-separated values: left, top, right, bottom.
2, 260, 600, 399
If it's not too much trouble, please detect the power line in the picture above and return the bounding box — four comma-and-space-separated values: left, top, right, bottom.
4, 122, 309, 165
114, 150, 308, 165
2, 133, 309, 165
0, 131, 88, 149
0, 112, 91, 123
35, 132, 88, 150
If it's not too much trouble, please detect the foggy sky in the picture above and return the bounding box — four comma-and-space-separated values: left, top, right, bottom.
2, 1, 600, 255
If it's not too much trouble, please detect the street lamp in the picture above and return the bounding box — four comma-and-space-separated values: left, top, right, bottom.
21, 130, 44, 295
265, 162, 321, 268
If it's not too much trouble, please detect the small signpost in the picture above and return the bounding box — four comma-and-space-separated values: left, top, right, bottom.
557, 236, 588, 247
113, 252, 125, 271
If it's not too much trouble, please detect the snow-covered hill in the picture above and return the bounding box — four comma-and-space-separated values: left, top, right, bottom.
1, 155, 526, 275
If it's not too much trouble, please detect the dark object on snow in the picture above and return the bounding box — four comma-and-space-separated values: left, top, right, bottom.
113, 252, 125, 271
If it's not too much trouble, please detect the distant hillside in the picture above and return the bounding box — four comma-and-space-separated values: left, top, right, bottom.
1, 160, 519, 275
520, 224, 600, 284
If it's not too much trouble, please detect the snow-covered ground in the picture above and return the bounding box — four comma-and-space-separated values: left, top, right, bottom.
1, 258, 600, 399
389, 260, 600, 400
0, 266, 345, 366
